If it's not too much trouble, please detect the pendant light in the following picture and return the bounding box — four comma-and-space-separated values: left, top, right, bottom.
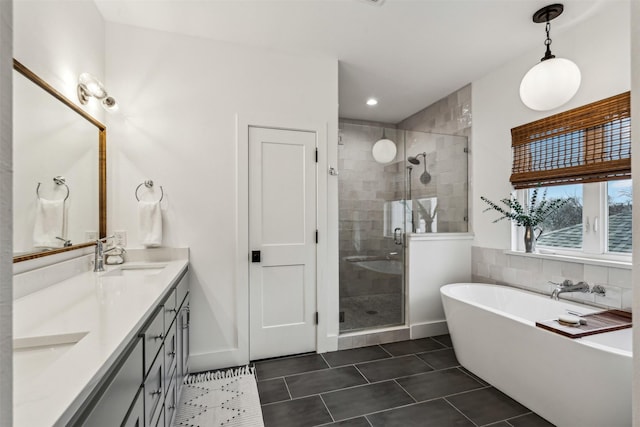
519, 3, 581, 111
372, 128, 397, 164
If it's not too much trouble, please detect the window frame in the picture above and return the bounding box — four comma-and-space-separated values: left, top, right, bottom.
513, 181, 631, 262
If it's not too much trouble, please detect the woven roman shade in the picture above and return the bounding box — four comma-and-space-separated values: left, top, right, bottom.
510, 92, 631, 189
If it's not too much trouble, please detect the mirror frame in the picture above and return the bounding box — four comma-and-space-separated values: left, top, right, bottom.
13, 59, 106, 263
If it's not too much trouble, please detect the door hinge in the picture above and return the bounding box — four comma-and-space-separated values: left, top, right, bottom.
339, 311, 345, 323
315, 230, 318, 244
315, 312, 319, 324
315, 148, 318, 163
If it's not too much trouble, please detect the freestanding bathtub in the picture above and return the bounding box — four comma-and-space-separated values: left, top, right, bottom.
441, 283, 632, 427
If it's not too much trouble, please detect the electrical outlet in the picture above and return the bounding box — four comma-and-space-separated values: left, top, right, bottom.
114, 230, 127, 247
85, 231, 98, 241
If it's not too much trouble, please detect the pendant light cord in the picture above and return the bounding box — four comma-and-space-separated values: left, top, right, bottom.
542, 21, 556, 61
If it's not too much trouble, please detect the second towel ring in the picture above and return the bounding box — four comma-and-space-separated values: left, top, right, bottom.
135, 180, 164, 202
36, 176, 69, 202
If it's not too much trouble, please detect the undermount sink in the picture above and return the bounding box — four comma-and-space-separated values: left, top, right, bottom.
101, 264, 167, 278
14, 332, 89, 383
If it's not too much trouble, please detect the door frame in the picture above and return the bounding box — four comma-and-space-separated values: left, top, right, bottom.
236, 114, 333, 363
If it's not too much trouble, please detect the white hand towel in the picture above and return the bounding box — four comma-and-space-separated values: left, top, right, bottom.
33, 198, 65, 248
138, 200, 162, 247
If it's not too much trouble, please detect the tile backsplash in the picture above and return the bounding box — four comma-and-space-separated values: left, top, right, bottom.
472, 246, 632, 310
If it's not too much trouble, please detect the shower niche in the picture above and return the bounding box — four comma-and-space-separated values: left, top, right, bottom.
338, 122, 468, 333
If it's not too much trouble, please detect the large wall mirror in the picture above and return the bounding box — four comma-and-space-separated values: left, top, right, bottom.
13, 59, 106, 263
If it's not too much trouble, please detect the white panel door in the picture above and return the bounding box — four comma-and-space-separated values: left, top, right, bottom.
249, 127, 317, 360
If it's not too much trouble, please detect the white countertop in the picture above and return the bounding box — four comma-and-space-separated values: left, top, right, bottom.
13, 257, 189, 427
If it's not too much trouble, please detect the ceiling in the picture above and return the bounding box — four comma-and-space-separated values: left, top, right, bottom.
94, 0, 607, 124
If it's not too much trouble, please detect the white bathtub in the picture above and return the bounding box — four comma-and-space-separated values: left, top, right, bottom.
441, 283, 632, 427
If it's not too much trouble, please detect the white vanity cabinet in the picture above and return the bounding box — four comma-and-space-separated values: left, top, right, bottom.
73, 267, 189, 427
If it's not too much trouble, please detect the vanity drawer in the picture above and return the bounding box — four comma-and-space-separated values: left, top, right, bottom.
122, 387, 144, 427
163, 287, 177, 334
164, 370, 178, 426
176, 271, 189, 308
144, 344, 164, 427
79, 338, 143, 427
164, 320, 178, 393
143, 306, 165, 376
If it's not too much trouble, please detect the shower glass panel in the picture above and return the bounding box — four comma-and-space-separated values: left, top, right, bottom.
338, 122, 468, 333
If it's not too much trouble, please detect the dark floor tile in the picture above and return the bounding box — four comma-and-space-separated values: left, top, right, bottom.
484, 423, 511, 427
431, 334, 453, 347
323, 345, 391, 367
446, 387, 529, 426
416, 348, 459, 370
322, 380, 414, 421
261, 395, 333, 427
257, 377, 290, 404
396, 368, 484, 402
381, 338, 445, 356
356, 355, 432, 383
255, 354, 328, 380
367, 399, 475, 427
323, 417, 371, 426
286, 366, 367, 398
458, 366, 490, 386
508, 412, 555, 427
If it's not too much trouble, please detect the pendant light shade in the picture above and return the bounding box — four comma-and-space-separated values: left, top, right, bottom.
520, 57, 581, 111
372, 129, 397, 164
519, 4, 581, 111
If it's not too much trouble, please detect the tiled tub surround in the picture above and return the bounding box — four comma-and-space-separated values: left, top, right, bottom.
12, 250, 189, 426
472, 246, 632, 310
257, 336, 553, 427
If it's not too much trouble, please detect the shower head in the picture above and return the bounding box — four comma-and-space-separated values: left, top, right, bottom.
407, 152, 426, 165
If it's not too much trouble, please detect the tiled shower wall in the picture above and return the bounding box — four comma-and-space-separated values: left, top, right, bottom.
338, 123, 402, 298
472, 246, 633, 310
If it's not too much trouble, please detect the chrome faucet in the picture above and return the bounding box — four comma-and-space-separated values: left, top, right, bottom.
94, 235, 115, 272
550, 279, 590, 300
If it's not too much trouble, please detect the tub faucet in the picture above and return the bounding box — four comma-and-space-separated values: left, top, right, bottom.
550, 280, 590, 300
94, 235, 115, 272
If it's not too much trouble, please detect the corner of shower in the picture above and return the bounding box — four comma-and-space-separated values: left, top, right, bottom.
337, 121, 469, 340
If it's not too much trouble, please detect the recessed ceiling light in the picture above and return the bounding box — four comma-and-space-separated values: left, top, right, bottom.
366, 98, 378, 106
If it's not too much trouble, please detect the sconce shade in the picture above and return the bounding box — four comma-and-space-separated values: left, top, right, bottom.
520, 57, 581, 111
78, 73, 107, 99
372, 138, 397, 164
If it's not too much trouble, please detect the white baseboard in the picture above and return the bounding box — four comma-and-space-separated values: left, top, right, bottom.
410, 320, 449, 339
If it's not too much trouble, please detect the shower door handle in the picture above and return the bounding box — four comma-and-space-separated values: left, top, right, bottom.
393, 228, 403, 245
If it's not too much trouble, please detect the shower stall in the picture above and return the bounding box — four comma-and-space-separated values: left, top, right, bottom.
338, 122, 468, 333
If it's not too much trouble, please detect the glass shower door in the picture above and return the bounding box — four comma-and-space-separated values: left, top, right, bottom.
338, 123, 406, 332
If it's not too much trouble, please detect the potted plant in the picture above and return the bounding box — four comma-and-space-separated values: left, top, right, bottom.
480, 188, 567, 253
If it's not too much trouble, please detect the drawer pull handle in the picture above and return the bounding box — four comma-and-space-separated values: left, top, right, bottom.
166, 308, 177, 314
153, 333, 164, 340
150, 388, 162, 397
168, 351, 176, 357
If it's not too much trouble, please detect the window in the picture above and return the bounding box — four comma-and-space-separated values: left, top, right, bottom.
511, 92, 631, 258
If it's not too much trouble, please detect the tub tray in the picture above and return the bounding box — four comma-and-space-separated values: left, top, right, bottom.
536, 309, 632, 339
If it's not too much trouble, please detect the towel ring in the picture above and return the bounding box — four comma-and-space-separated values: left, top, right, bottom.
36, 176, 69, 202
135, 180, 164, 202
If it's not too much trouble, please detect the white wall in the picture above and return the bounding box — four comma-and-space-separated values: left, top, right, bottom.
472, 2, 631, 249
105, 22, 339, 369
407, 234, 472, 339
13, 0, 105, 121
631, 1, 640, 425
0, 1, 12, 424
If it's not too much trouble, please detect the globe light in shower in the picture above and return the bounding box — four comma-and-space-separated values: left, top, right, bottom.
519, 4, 581, 111
372, 129, 397, 164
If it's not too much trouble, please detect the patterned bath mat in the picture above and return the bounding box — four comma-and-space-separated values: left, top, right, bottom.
173, 366, 264, 427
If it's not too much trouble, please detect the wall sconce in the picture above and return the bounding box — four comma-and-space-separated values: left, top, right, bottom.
519, 3, 581, 111
77, 72, 119, 111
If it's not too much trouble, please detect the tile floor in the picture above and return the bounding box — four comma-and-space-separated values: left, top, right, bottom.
255, 336, 555, 427
339, 294, 403, 332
